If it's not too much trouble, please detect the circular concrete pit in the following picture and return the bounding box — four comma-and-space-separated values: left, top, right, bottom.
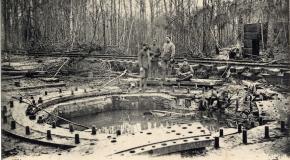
2, 86, 220, 157
6, 82, 288, 158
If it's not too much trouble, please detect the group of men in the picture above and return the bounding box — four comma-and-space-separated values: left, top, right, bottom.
138, 36, 193, 90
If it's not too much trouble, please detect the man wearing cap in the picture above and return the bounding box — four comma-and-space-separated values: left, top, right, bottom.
177, 58, 194, 81
161, 36, 175, 82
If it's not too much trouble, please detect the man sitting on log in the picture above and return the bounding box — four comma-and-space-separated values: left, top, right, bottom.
177, 58, 194, 82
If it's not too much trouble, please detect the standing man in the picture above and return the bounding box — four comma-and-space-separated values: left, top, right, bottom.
161, 36, 175, 82
138, 43, 150, 91
149, 39, 161, 79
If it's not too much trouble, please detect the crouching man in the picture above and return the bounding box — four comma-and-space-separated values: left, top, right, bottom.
138, 43, 150, 91
177, 58, 194, 82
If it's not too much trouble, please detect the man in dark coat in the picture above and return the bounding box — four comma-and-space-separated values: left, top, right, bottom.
138, 43, 150, 91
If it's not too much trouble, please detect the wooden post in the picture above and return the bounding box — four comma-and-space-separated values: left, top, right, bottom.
214, 137, 219, 148
243, 130, 247, 144
38, 97, 43, 104
52, 121, 56, 128
9, 101, 14, 108
235, 99, 239, 112
47, 130, 52, 140
25, 126, 30, 135
238, 124, 242, 133
92, 126, 96, 135
259, 117, 263, 125
2, 105, 7, 114
116, 130, 121, 136
75, 134, 80, 144
251, 121, 255, 128
37, 116, 43, 123
264, 126, 269, 139
281, 121, 286, 132
69, 124, 74, 132
11, 120, 16, 130
3, 115, 7, 124
219, 128, 224, 137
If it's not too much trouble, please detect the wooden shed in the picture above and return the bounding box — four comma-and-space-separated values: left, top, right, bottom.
243, 23, 268, 58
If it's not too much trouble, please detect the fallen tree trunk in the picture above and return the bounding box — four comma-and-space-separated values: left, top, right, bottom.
2, 83, 66, 92
1, 75, 25, 80
2, 70, 47, 76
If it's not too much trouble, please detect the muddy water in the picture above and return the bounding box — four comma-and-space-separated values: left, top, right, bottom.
60, 109, 231, 134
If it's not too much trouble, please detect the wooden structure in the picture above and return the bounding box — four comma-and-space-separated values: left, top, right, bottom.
243, 23, 268, 58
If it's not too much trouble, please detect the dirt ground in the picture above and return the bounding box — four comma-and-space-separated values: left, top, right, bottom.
1, 55, 290, 160
2, 77, 290, 160
3, 126, 289, 160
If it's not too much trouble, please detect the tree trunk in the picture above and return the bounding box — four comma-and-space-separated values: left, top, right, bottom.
288, 0, 290, 60
149, 0, 155, 40
100, 0, 106, 53
70, 0, 74, 49
127, 19, 134, 55
2, 0, 8, 49
140, 0, 146, 41
202, 0, 207, 53
163, 0, 168, 15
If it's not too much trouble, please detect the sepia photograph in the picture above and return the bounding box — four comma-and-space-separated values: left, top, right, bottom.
1, 0, 290, 159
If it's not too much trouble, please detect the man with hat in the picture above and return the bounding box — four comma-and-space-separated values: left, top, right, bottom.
161, 36, 175, 82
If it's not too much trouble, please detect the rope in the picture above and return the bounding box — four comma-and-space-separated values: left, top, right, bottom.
221, 64, 231, 78
98, 69, 127, 90
53, 58, 70, 78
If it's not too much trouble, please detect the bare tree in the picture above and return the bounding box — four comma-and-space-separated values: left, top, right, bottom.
1, 0, 288, 58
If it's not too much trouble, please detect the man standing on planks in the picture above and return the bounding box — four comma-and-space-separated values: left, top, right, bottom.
149, 39, 161, 79
138, 43, 151, 92
160, 36, 176, 83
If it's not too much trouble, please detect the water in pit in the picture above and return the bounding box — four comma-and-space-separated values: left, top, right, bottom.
59, 109, 232, 134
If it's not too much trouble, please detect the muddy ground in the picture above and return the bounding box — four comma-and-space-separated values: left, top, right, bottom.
1, 55, 290, 160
